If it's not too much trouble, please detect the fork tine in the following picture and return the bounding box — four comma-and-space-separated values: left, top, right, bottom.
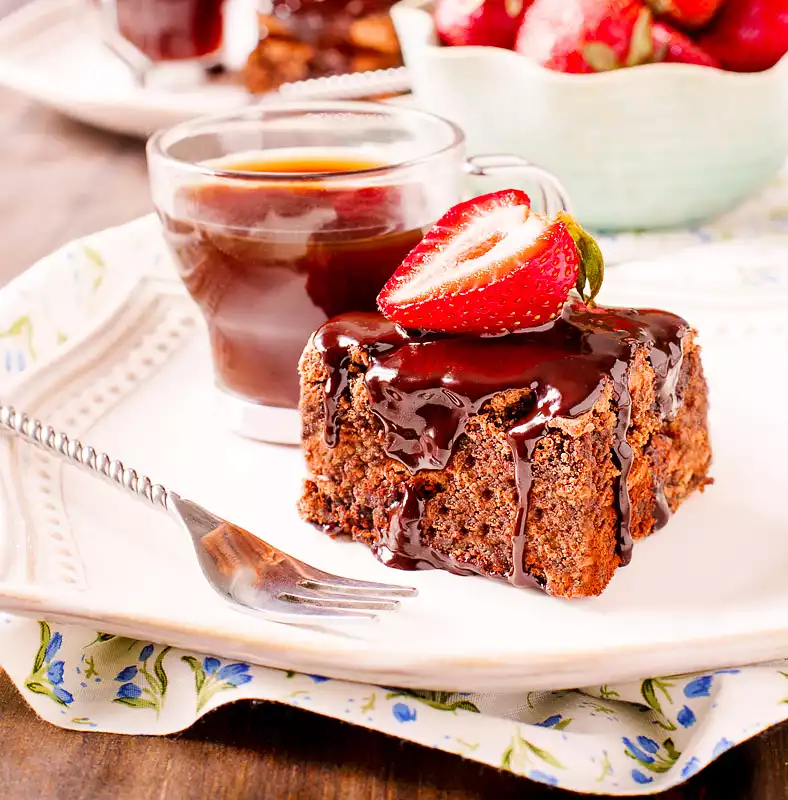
228, 570, 380, 621
234, 598, 378, 622
279, 587, 400, 611
299, 570, 419, 598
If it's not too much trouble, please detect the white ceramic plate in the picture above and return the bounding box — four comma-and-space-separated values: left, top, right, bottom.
0, 0, 254, 137
0, 215, 786, 693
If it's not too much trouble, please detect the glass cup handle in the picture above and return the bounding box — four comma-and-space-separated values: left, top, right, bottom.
464, 155, 572, 218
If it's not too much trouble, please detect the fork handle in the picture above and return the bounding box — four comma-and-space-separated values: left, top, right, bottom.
0, 404, 172, 513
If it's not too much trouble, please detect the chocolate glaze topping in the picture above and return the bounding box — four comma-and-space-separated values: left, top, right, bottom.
652, 486, 672, 532
378, 484, 486, 577
312, 302, 688, 587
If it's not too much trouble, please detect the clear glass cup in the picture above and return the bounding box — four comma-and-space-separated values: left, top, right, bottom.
94, 0, 226, 88
146, 102, 569, 444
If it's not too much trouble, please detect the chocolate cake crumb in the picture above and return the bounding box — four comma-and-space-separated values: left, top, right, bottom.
297, 309, 712, 598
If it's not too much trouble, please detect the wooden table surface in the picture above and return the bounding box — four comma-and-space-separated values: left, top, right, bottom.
1, 9, 788, 799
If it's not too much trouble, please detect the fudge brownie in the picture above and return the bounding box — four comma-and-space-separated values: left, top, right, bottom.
243, 4, 402, 94
297, 303, 711, 598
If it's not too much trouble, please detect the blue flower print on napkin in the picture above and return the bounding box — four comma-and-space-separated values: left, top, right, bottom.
46, 663, 73, 706
112, 643, 171, 714
535, 714, 572, 730
529, 770, 558, 786
181, 655, 253, 712
117, 683, 142, 700
392, 703, 417, 723
623, 736, 680, 777
713, 738, 735, 758
681, 757, 701, 779
677, 706, 696, 728
115, 665, 138, 682
47, 660, 65, 686
623, 736, 658, 764
25, 623, 74, 706
212, 661, 253, 686
44, 632, 62, 663
684, 676, 713, 698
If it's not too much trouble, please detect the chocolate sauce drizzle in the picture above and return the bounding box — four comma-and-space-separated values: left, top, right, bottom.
313, 303, 688, 587
652, 486, 672, 531
376, 484, 484, 576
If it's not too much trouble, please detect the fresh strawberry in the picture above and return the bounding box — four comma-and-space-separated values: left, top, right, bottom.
645, 0, 724, 29
376, 190, 604, 335
515, 0, 658, 73
435, 0, 529, 49
652, 21, 720, 65
699, 0, 788, 72
515, 0, 718, 72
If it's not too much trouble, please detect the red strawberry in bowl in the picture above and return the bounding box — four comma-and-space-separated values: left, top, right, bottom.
645, 0, 724, 29
699, 0, 788, 73
377, 190, 604, 335
435, 0, 529, 49
515, 0, 719, 72
651, 21, 720, 65
515, 0, 658, 73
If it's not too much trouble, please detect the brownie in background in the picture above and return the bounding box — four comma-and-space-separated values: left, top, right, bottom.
243, 0, 402, 93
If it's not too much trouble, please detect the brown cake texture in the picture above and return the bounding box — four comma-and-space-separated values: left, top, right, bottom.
297, 304, 712, 598
243, 4, 402, 95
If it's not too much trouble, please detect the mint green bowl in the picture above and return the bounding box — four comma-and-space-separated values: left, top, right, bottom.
392, 0, 788, 232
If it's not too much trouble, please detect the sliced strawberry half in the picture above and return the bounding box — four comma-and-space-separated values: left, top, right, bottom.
377, 190, 604, 335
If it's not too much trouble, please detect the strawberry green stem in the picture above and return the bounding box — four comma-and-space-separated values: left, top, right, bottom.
557, 212, 605, 307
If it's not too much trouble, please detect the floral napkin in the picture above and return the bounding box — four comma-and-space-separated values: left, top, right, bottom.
1, 172, 788, 796
3, 614, 788, 795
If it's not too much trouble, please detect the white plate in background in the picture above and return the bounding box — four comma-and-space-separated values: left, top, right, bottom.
0, 0, 412, 138
0, 0, 253, 137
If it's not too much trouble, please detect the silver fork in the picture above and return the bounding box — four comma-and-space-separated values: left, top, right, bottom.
0, 405, 416, 624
